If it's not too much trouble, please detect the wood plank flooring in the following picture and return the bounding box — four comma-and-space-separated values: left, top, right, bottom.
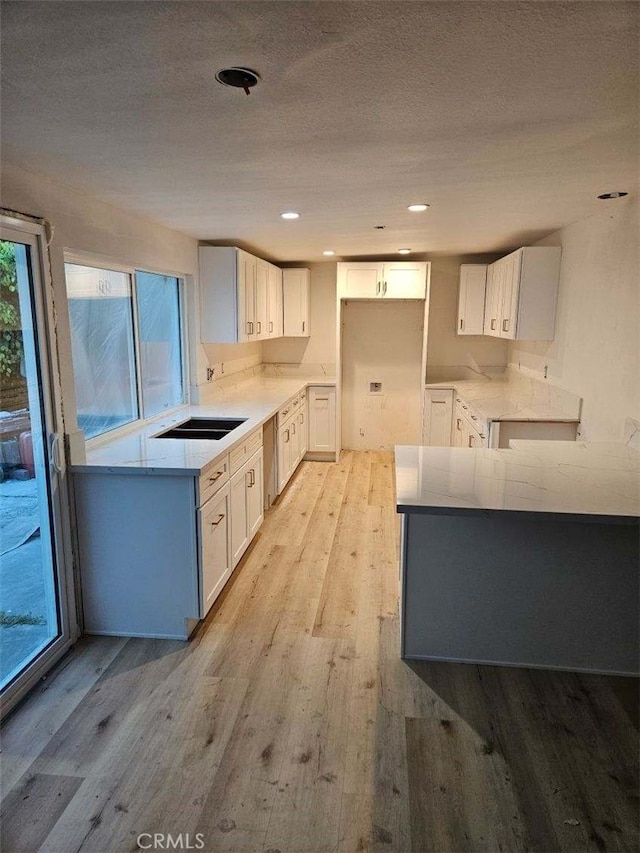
1, 451, 638, 853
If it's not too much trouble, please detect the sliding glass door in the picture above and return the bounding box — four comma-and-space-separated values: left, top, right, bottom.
0, 219, 73, 714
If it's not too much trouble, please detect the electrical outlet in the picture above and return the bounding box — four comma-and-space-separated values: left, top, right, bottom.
206, 366, 215, 381
369, 381, 382, 394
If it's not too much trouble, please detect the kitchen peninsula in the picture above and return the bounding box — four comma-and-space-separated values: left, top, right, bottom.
396, 440, 639, 675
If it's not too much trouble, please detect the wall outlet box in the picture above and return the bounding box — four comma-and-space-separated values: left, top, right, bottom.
369, 382, 382, 394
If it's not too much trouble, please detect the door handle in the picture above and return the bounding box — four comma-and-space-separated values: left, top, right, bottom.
284, 429, 290, 443
490, 319, 496, 330
383, 281, 387, 296
257, 321, 262, 334
459, 318, 464, 330
302, 321, 305, 333
50, 433, 63, 474
291, 422, 296, 435
376, 281, 381, 295
502, 319, 509, 332
270, 321, 273, 333
456, 418, 462, 430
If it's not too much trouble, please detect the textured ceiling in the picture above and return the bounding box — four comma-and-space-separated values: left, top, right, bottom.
1, 1, 638, 261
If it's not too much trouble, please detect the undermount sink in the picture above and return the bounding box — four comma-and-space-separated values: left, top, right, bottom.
154, 417, 248, 440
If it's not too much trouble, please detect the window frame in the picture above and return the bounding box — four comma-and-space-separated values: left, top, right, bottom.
64, 252, 189, 446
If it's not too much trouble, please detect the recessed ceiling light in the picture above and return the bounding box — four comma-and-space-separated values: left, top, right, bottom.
322, 250, 335, 256
398, 248, 411, 254
407, 204, 430, 212
280, 211, 300, 220
597, 191, 628, 199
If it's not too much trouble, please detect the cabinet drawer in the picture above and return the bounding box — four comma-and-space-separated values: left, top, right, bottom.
199, 456, 229, 506
277, 397, 295, 427
230, 427, 263, 474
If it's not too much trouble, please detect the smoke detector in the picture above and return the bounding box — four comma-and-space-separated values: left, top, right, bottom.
215, 67, 260, 95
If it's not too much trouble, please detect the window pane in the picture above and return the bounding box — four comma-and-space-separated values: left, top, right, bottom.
65, 264, 138, 439
135, 271, 183, 418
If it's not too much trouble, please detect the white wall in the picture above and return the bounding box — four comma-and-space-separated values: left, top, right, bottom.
1, 162, 204, 436
426, 255, 508, 381
261, 262, 337, 372
341, 300, 424, 450
509, 198, 639, 441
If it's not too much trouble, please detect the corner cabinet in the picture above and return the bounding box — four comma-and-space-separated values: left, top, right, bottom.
337, 261, 427, 299
282, 268, 310, 336
483, 247, 561, 341
199, 246, 284, 343
457, 265, 487, 335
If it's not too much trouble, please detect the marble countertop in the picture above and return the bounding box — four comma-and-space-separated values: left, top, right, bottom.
426, 375, 581, 423
395, 441, 640, 522
72, 376, 335, 477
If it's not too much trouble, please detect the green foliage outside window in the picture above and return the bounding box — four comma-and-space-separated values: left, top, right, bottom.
0, 241, 23, 377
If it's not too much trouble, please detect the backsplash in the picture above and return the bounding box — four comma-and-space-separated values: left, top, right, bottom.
505, 364, 582, 421
263, 362, 336, 378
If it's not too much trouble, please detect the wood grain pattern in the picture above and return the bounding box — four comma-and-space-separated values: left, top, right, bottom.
0, 452, 637, 853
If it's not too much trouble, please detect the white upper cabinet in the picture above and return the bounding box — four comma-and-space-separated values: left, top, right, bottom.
255, 258, 269, 340
267, 263, 283, 338
337, 261, 427, 299
199, 247, 285, 344
457, 265, 487, 335
483, 247, 561, 341
282, 268, 310, 337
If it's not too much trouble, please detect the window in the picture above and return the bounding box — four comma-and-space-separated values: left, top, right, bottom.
65, 262, 185, 440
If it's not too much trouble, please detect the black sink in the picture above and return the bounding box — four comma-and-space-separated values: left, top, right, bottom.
155, 417, 247, 440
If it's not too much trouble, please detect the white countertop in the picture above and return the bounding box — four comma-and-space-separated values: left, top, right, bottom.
72, 376, 335, 477
395, 441, 640, 522
426, 376, 580, 423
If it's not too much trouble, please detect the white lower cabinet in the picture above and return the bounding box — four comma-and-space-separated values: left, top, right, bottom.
423, 389, 454, 446
276, 392, 309, 493
230, 447, 264, 567
199, 483, 231, 617
307, 386, 336, 454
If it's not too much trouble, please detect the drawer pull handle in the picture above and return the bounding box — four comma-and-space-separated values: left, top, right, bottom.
269, 321, 274, 333
459, 318, 464, 330
291, 422, 296, 435
257, 321, 262, 334
490, 319, 496, 330
502, 319, 509, 332
284, 429, 290, 443
471, 414, 477, 420
456, 418, 462, 430
211, 514, 225, 527
376, 281, 381, 295
315, 397, 329, 401
209, 470, 224, 482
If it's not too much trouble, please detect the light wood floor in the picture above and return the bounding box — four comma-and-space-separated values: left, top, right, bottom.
1, 451, 638, 853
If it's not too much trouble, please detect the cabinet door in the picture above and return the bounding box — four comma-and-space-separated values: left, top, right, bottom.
457, 265, 487, 335
308, 386, 336, 452
283, 268, 310, 336
337, 263, 384, 298
298, 404, 308, 458
277, 423, 291, 493
382, 262, 427, 299
423, 390, 453, 446
483, 263, 499, 335
230, 467, 249, 566
255, 259, 269, 340
246, 448, 264, 539
237, 250, 257, 342
267, 264, 283, 337
289, 413, 301, 469
498, 251, 522, 339
199, 484, 231, 616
